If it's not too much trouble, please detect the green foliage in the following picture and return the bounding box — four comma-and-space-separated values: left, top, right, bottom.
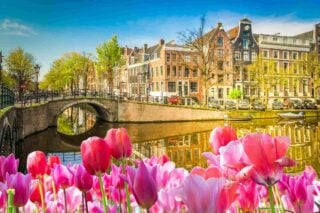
228, 89, 242, 100
96, 35, 124, 91
40, 52, 95, 91
57, 114, 74, 135
5, 48, 35, 92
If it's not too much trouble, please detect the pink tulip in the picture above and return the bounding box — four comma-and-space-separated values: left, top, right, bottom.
0, 154, 19, 182
29, 179, 43, 205
73, 164, 93, 192
46, 155, 61, 175
105, 128, 132, 159
238, 181, 259, 212
52, 164, 74, 189
0, 182, 7, 210
27, 151, 47, 178
242, 133, 295, 185
127, 161, 158, 209
156, 188, 183, 212
110, 164, 124, 188
58, 187, 82, 212
6, 172, 31, 207
278, 173, 314, 213
209, 126, 237, 155
181, 175, 237, 213
81, 136, 111, 175
190, 166, 222, 179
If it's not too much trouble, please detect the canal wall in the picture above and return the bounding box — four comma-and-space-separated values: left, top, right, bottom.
0, 98, 319, 141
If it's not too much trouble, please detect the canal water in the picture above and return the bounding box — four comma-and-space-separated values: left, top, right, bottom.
17, 104, 320, 174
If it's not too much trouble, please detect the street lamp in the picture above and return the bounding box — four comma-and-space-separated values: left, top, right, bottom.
0, 51, 3, 84
34, 64, 40, 103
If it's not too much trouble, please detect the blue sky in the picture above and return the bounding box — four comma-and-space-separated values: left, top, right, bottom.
1, 0, 320, 79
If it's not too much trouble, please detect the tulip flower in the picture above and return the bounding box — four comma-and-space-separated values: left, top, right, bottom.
52, 164, 74, 189
209, 126, 237, 155
127, 161, 158, 210
6, 172, 31, 207
190, 166, 222, 179
0, 154, 19, 182
29, 179, 43, 205
46, 155, 61, 175
73, 164, 93, 192
27, 151, 47, 178
81, 136, 111, 175
181, 175, 238, 213
242, 133, 295, 186
238, 181, 260, 212
105, 128, 132, 160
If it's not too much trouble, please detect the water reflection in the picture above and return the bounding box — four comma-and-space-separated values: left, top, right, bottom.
18, 117, 320, 174
57, 104, 97, 135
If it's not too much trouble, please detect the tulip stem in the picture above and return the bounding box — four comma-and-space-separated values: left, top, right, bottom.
268, 185, 275, 213
122, 158, 132, 213
118, 187, 122, 213
7, 189, 15, 213
84, 192, 89, 213
98, 172, 108, 213
63, 188, 68, 213
38, 178, 45, 212
52, 179, 57, 203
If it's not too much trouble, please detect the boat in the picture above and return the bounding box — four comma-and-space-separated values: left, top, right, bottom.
224, 114, 252, 121
278, 118, 304, 125
278, 112, 305, 119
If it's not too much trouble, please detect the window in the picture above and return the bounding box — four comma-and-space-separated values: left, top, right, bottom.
167, 65, 170, 76
318, 36, 320, 44
218, 88, 223, 98
160, 66, 163, 76
283, 51, 289, 60
273, 62, 279, 73
284, 62, 289, 73
252, 52, 257, 61
218, 61, 224, 70
243, 51, 249, 61
235, 51, 241, 60
217, 49, 224, 57
235, 66, 241, 81
263, 50, 269, 58
151, 68, 153, 77
293, 63, 298, 74
156, 82, 159, 91
227, 88, 230, 96
273, 36, 278, 42
156, 67, 158, 76
292, 52, 298, 60
190, 82, 198, 93
178, 66, 182, 76
273, 50, 279, 59
168, 82, 176, 92
172, 53, 176, 61
217, 37, 223, 46
185, 55, 190, 62
218, 75, 224, 83
172, 66, 176, 76
243, 39, 249, 49
166, 53, 170, 62
184, 67, 189, 77
192, 68, 197, 77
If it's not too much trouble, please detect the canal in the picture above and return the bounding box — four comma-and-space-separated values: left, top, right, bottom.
16, 104, 320, 174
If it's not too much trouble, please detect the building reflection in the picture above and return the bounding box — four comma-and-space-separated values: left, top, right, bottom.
133, 118, 320, 173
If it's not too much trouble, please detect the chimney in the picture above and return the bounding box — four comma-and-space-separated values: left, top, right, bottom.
144, 44, 148, 51
159, 39, 165, 45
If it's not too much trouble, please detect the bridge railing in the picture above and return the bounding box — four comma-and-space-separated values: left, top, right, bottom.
15, 89, 203, 108
0, 83, 15, 109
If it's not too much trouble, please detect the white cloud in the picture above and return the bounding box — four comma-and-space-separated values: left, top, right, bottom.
0, 19, 37, 36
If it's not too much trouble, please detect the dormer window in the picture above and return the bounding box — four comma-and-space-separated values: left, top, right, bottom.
243, 39, 249, 49
217, 37, 223, 46
273, 37, 278, 42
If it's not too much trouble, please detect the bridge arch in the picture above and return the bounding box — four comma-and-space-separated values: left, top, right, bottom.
0, 117, 16, 155
55, 99, 115, 124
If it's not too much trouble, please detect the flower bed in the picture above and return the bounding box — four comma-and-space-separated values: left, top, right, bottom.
0, 126, 319, 212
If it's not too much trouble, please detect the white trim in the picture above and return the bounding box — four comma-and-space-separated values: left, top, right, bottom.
165, 46, 194, 52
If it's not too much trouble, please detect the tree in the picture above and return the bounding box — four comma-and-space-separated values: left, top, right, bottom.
40, 52, 95, 93
96, 35, 123, 93
179, 16, 217, 107
228, 89, 242, 100
5, 48, 35, 98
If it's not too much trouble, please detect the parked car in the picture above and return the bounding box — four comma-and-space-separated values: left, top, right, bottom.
283, 98, 303, 109
253, 100, 266, 111
303, 99, 317, 109
168, 95, 181, 105
238, 99, 250, 110
272, 100, 284, 110
208, 100, 221, 109
225, 100, 237, 110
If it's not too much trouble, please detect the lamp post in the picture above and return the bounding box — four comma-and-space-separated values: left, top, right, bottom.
34, 64, 40, 103
0, 51, 3, 84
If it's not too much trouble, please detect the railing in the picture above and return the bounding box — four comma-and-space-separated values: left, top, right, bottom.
0, 84, 15, 109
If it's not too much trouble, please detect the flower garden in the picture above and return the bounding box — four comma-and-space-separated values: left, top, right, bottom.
0, 126, 319, 212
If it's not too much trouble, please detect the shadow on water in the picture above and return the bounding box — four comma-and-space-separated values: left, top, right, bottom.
17, 112, 320, 174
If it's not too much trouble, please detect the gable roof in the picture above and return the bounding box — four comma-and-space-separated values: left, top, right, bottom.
227, 26, 239, 41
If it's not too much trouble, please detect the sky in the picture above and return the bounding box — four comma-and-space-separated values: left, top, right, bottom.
1, 0, 320, 79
